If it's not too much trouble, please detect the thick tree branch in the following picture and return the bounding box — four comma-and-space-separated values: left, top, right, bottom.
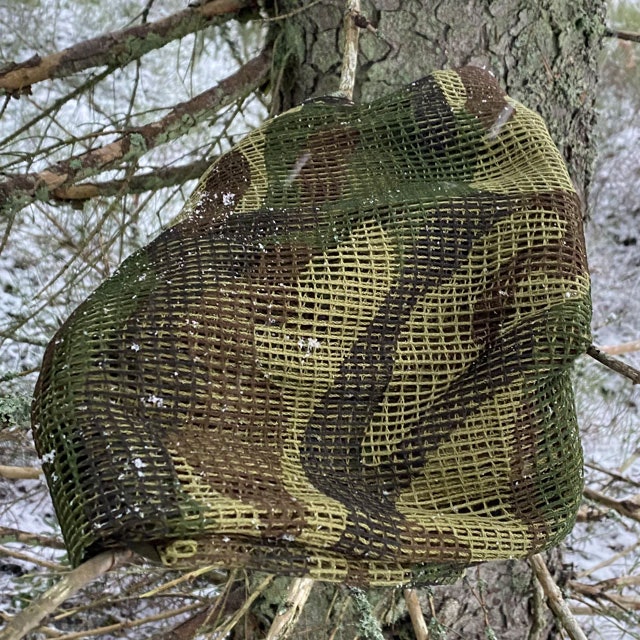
403, 589, 429, 640
265, 578, 315, 640
0, 50, 270, 218
0, 0, 256, 95
530, 554, 588, 640
337, 1, 361, 101
0, 550, 134, 640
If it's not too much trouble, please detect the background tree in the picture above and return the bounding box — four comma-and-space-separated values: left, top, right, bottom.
1, 1, 639, 639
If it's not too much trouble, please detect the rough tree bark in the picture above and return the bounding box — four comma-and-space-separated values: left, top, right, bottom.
228, 1, 604, 638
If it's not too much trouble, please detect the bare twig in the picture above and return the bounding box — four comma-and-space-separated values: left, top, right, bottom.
575, 540, 640, 580
569, 579, 640, 611
0, 50, 270, 218
263, 0, 323, 21
139, 564, 222, 598
0, 67, 114, 150
0, 0, 254, 95
265, 577, 315, 640
41, 603, 201, 640
0, 549, 134, 640
0, 465, 42, 480
41, 159, 210, 203
337, 0, 361, 101
403, 589, 429, 640
587, 344, 640, 385
0, 527, 65, 549
327, 594, 353, 640
583, 486, 640, 523
604, 27, 640, 43
600, 339, 640, 356
0, 544, 64, 571
584, 460, 640, 488
209, 574, 274, 638
530, 554, 588, 640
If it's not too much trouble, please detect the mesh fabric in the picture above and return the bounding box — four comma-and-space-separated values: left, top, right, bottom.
32, 66, 591, 586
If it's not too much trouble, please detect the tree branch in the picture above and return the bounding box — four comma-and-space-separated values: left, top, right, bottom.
0, 464, 42, 480
0, 526, 65, 549
337, 0, 361, 101
47, 159, 210, 203
569, 579, 640, 611
0, 0, 256, 95
600, 339, 640, 356
265, 578, 315, 640
0, 549, 134, 640
529, 554, 588, 640
403, 589, 429, 640
604, 27, 640, 43
583, 486, 640, 523
0, 49, 270, 218
587, 344, 640, 385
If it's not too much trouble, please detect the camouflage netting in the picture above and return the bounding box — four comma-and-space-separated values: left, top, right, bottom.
32, 66, 591, 586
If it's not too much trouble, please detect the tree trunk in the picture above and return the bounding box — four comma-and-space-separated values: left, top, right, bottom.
236, 1, 604, 638
271, 0, 604, 198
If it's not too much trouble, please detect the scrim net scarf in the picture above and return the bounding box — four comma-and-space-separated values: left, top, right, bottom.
32, 67, 591, 586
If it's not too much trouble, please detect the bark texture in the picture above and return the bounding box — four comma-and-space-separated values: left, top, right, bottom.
246, 1, 605, 638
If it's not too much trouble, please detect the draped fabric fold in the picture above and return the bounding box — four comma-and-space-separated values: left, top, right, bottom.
32, 66, 591, 586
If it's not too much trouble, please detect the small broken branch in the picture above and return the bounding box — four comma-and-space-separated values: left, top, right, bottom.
587, 344, 640, 385
0, 544, 64, 571
0, 0, 255, 95
403, 589, 429, 640
529, 554, 588, 640
0, 464, 42, 480
337, 0, 361, 101
0, 526, 65, 549
604, 27, 640, 44
600, 339, 640, 356
265, 577, 315, 640
0, 549, 134, 640
0, 49, 270, 218
583, 486, 640, 523
569, 579, 640, 611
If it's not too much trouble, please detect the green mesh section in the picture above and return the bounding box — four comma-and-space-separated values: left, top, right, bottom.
32, 66, 591, 586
